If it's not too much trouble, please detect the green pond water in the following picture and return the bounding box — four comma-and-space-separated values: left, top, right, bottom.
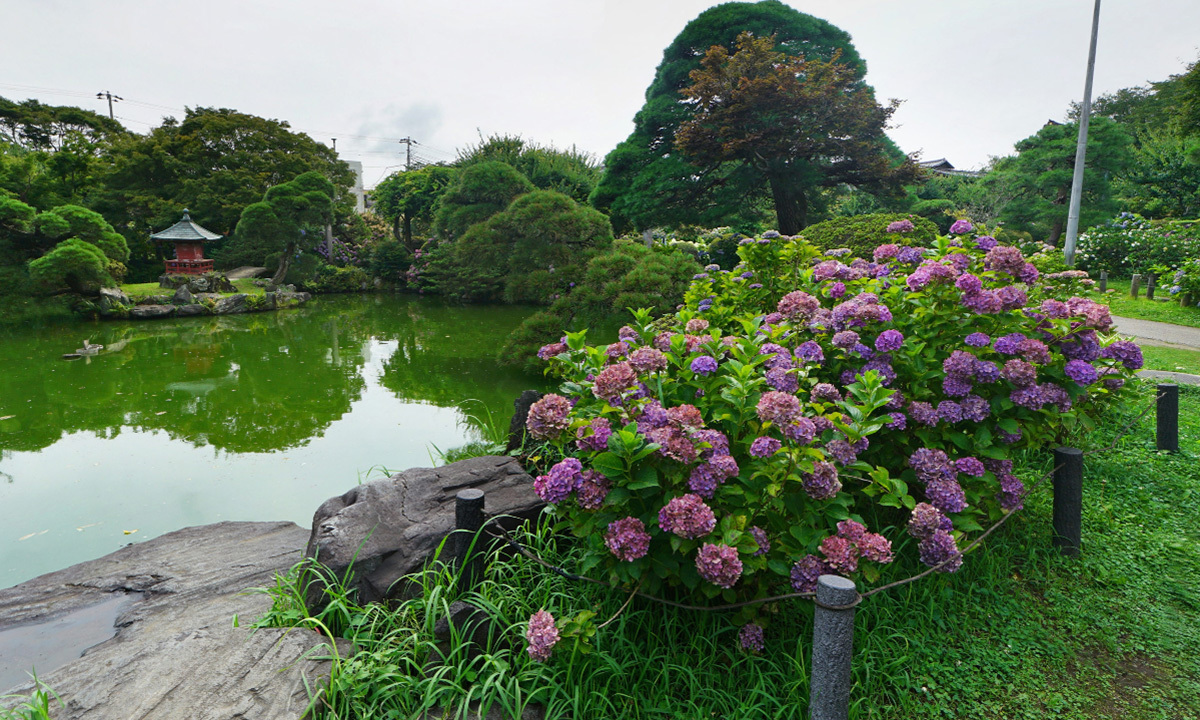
0, 294, 543, 589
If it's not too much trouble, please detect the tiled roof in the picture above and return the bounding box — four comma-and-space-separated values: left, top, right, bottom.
150, 210, 222, 242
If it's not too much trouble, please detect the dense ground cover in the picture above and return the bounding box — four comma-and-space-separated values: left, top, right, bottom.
253, 381, 1200, 720
119, 278, 265, 299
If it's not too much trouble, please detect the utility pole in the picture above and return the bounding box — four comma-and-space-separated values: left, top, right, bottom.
95, 90, 123, 120
1063, 0, 1102, 267
399, 137, 417, 171
332, 138, 337, 152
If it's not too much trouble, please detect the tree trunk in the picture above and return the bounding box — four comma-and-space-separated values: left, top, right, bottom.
768, 175, 807, 235
271, 241, 295, 285
403, 214, 413, 248
1048, 219, 1065, 247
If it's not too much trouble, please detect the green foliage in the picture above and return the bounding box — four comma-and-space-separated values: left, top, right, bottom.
531, 228, 1139, 608
456, 133, 601, 204
27, 237, 110, 292
432, 161, 534, 240
0, 96, 125, 151
365, 237, 410, 283
424, 190, 613, 304
798, 213, 937, 256
499, 242, 700, 370
224, 171, 336, 283
1075, 213, 1200, 275
36, 204, 128, 262
984, 118, 1132, 245
303, 263, 370, 293
95, 107, 353, 257
592, 0, 872, 233
371, 165, 457, 247
675, 32, 917, 234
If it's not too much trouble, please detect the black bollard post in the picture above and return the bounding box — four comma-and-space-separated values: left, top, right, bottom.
810, 575, 858, 720
1147, 274, 1157, 300
455, 489, 486, 593
1157, 383, 1179, 454
1099, 270, 1107, 294
1052, 448, 1083, 557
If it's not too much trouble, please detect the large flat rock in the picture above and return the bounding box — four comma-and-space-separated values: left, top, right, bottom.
0, 521, 336, 719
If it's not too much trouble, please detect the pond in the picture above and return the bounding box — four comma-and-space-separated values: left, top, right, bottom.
0, 294, 544, 589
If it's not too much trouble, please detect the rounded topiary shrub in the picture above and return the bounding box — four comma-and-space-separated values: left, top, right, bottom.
798, 213, 938, 257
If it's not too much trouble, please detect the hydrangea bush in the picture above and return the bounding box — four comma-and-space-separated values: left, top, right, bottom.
1075, 212, 1200, 276
526, 222, 1143, 626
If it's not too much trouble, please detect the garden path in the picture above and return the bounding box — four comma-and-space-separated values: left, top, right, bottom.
1113, 315, 1200, 349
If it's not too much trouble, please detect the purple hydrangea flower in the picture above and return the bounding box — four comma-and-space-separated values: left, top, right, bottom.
750, 526, 770, 556
749, 436, 782, 458
658, 494, 717, 539
897, 246, 925, 264
1064, 359, 1098, 385
985, 245, 1026, 276
527, 394, 572, 440
782, 417, 818, 445
942, 376, 974, 398
955, 456, 986, 477
575, 417, 613, 452
685, 318, 710, 334
790, 555, 826, 592
811, 383, 842, 403
592, 362, 638, 404
836, 519, 866, 543
820, 535, 859, 574
919, 530, 963, 572
909, 448, 956, 483
907, 503, 953, 540
739, 622, 765, 653
937, 401, 964, 423
956, 273, 983, 294
576, 470, 610, 510
1100, 340, 1143, 370
765, 367, 799, 393
949, 219, 974, 235
831, 330, 860, 350
537, 342, 568, 360
943, 350, 978, 379
687, 454, 739, 498
886, 219, 916, 233
926, 479, 968, 513
526, 609, 559, 662
605, 342, 630, 359
960, 395, 991, 422
974, 235, 998, 251
757, 391, 802, 424
825, 438, 858, 466
964, 332, 990, 347
885, 412, 907, 430
690, 355, 718, 375
534, 458, 583, 504
908, 401, 939, 427
776, 291, 821, 321
696, 543, 742, 588
803, 461, 841, 500
1002, 359, 1037, 387
795, 341, 825, 364
994, 333, 1026, 355
859, 533, 894, 563
605, 517, 651, 561
875, 329, 904, 353
629, 347, 668, 374
974, 360, 1001, 383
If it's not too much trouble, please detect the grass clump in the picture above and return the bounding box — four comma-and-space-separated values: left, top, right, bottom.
1101, 279, 1200, 328
256, 380, 1200, 719
0, 674, 62, 720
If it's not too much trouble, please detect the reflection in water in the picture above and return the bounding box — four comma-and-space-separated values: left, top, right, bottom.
0, 295, 544, 588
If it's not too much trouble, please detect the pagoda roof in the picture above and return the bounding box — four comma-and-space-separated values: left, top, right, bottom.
150, 210, 222, 242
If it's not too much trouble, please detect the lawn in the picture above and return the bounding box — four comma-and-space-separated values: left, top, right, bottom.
247, 380, 1200, 720
1099, 278, 1200, 329
120, 277, 265, 299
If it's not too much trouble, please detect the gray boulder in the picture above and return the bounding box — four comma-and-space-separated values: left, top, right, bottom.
173, 285, 194, 304
136, 295, 173, 305
261, 291, 278, 310
277, 291, 311, 308
0, 521, 341, 719
97, 287, 130, 311
305, 456, 543, 608
129, 304, 175, 319
213, 294, 249, 315
175, 303, 206, 316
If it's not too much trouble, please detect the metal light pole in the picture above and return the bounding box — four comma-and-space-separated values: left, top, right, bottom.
1063, 0, 1102, 266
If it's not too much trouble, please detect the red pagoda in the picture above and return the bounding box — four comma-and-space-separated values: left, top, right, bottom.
150, 210, 221, 275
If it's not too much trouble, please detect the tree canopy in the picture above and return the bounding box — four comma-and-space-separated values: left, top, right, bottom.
985, 118, 1132, 245
675, 32, 917, 234
590, 0, 888, 233
96, 107, 353, 242
0, 96, 127, 152
372, 164, 457, 248
432, 160, 534, 239
455, 133, 601, 204
226, 171, 336, 284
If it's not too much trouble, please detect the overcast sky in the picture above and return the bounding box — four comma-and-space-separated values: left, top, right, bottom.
3, 0, 1198, 188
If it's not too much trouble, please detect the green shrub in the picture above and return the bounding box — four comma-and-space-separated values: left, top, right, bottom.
797, 212, 938, 257
527, 227, 1140, 613
432, 161, 533, 240
365, 237, 410, 283
1075, 212, 1200, 276
28, 237, 111, 293
303, 263, 371, 293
